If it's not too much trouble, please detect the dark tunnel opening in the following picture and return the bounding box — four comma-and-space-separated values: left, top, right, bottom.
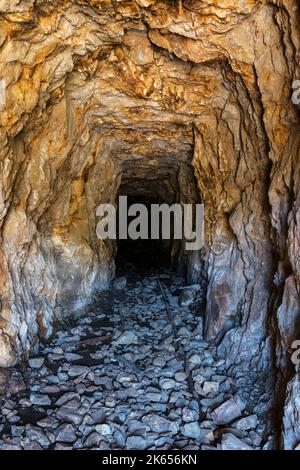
114, 163, 203, 282
115, 194, 177, 274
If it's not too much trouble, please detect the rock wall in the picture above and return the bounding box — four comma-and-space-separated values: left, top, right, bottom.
0, 0, 299, 448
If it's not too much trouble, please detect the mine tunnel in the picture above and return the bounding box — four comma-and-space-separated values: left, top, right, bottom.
115, 194, 174, 271
114, 157, 201, 280
0, 0, 299, 454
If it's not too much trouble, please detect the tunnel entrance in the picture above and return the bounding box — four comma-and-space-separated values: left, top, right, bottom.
113, 159, 202, 283
115, 195, 175, 272
115, 169, 200, 278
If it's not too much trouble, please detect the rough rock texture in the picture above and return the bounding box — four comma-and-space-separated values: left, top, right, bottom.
0, 270, 268, 450
0, 0, 299, 449
282, 371, 300, 450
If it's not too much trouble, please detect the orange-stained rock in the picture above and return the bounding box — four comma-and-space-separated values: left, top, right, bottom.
0, 0, 299, 449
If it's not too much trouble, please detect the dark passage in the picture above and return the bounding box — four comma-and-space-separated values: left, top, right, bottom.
114, 164, 200, 279
115, 195, 174, 271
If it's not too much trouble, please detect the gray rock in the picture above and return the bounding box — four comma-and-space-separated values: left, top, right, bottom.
182, 407, 199, 423
142, 415, 178, 435
113, 277, 127, 290
282, 375, 300, 450
55, 392, 80, 407
37, 416, 59, 429
28, 358, 45, 369
221, 433, 253, 450
159, 378, 176, 390
68, 365, 90, 377
177, 327, 192, 337
128, 419, 149, 437
182, 422, 202, 439
24, 426, 51, 448
175, 372, 187, 382
56, 424, 77, 443
198, 429, 215, 445
114, 331, 138, 346
114, 429, 126, 447
95, 424, 112, 436
211, 396, 246, 425
40, 385, 60, 395
23, 441, 43, 450
154, 436, 174, 448
146, 391, 165, 403
0, 369, 26, 395
248, 430, 262, 447
57, 407, 83, 425
105, 396, 116, 408
91, 409, 106, 424
11, 426, 24, 438
234, 415, 258, 431
153, 357, 167, 368
94, 376, 113, 388
179, 285, 201, 306
262, 436, 276, 450
0, 442, 22, 450
54, 443, 73, 450
47, 375, 60, 385
200, 392, 225, 410
30, 393, 51, 406
83, 432, 102, 448
126, 435, 149, 450
48, 353, 64, 362
188, 354, 202, 367
65, 353, 82, 362
202, 381, 219, 396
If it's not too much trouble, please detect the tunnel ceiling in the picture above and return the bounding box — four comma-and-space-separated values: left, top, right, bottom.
0, 0, 300, 450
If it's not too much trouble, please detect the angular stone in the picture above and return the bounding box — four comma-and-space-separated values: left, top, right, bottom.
23, 441, 44, 450
55, 392, 80, 407
182, 407, 199, 423
57, 407, 83, 425
179, 285, 201, 306
114, 331, 138, 346
221, 433, 253, 451
23, 426, 51, 448
37, 416, 59, 429
282, 375, 300, 450
188, 354, 202, 367
126, 435, 149, 450
175, 372, 187, 382
113, 277, 127, 290
95, 424, 112, 436
84, 432, 102, 448
234, 415, 258, 431
28, 358, 45, 369
65, 353, 82, 362
211, 396, 246, 425
159, 378, 176, 390
182, 422, 202, 440
0, 369, 26, 395
0, 442, 22, 450
248, 430, 262, 447
68, 366, 90, 377
202, 381, 219, 396
30, 393, 51, 407
56, 424, 77, 443
153, 357, 166, 368
142, 415, 178, 435
91, 409, 106, 424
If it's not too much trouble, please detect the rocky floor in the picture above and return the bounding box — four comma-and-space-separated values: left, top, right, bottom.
0, 267, 269, 450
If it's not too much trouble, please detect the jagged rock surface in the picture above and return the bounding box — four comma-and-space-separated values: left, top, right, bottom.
0, 0, 299, 449
0, 270, 266, 450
